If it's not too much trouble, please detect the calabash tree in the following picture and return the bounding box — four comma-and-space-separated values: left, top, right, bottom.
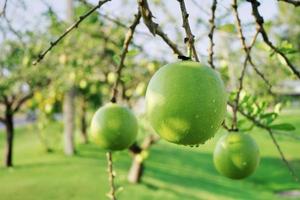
0, 38, 48, 167
32, 0, 300, 198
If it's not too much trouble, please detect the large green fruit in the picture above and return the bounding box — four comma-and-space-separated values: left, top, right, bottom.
90, 103, 138, 151
213, 132, 260, 179
145, 61, 227, 145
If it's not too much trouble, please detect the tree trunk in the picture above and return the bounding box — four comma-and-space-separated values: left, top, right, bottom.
63, 87, 76, 156
63, 0, 76, 156
128, 156, 144, 183
80, 98, 88, 144
127, 135, 159, 183
4, 113, 14, 167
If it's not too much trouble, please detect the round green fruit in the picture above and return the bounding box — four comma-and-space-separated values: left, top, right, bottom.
213, 132, 260, 179
90, 103, 138, 151
145, 61, 227, 145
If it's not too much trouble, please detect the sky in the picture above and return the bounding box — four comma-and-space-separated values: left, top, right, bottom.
0, 0, 279, 61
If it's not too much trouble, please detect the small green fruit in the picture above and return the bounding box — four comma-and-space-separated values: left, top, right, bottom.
90, 103, 138, 151
213, 132, 260, 179
145, 61, 227, 145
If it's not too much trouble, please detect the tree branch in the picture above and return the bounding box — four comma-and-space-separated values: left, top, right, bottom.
278, 0, 300, 6
232, 0, 273, 93
78, 0, 150, 37
2, 95, 12, 107
247, 0, 300, 79
110, 10, 141, 103
0, 0, 8, 17
267, 128, 299, 182
208, 0, 217, 68
32, 0, 112, 65
231, 0, 259, 129
191, 0, 211, 16
177, 0, 199, 61
12, 93, 33, 113
137, 0, 187, 59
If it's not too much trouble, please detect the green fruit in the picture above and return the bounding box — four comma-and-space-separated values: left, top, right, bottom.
145, 61, 227, 145
90, 103, 138, 151
213, 132, 260, 179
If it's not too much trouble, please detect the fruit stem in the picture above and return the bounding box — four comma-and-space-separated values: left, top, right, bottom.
106, 152, 117, 200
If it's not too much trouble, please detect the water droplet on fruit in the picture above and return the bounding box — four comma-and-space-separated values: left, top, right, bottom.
214, 109, 217, 113
195, 115, 199, 119
195, 144, 199, 147
212, 99, 216, 103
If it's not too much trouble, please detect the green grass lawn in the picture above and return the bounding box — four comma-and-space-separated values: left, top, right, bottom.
0, 110, 300, 200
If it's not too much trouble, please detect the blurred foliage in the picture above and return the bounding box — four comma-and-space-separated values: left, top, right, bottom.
0, 33, 49, 112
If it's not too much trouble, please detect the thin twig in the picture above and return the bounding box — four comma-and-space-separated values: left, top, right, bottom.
106, 152, 117, 200
12, 93, 33, 113
110, 10, 141, 103
231, 0, 275, 129
278, 0, 300, 6
247, 0, 300, 79
177, 0, 199, 61
3, 17, 25, 46
267, 129, 299, 182
137, 0, 187, 59
0, 0, 8, 17
78, 0, 151, 37
99, 13, 151, 37
191, 0, 211, 16
208, 0, 217, 68
32, 0, 111, 65
222, 120, 234, 131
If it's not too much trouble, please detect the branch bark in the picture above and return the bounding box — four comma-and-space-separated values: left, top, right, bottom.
208, 0, 217, 68
137, 0, 187, 59
177, 0, 199, 61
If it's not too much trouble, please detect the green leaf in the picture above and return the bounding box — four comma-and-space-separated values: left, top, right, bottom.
113, 54, 120, 65
219, 24, 235, 33
260, 112, 278, 120
260, 112, 278, 125
278, 40, 297, 54
127, 49, 139, 57
270, 123, 296, 131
